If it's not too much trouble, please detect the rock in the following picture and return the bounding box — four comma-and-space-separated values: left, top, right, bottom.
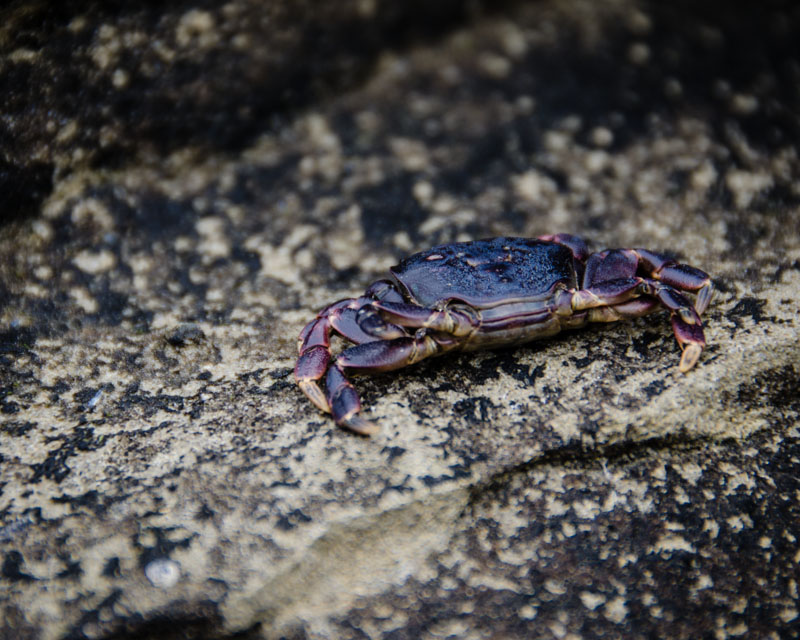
1, 1, 799, 639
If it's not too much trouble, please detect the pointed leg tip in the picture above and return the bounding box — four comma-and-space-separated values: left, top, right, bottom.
695, 283, 714, 315
297, 379, 331, 413
340, 414, 379, 436
678, 344, 703, 373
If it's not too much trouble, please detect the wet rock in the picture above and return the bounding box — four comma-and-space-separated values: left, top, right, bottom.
1, 1, 799, 639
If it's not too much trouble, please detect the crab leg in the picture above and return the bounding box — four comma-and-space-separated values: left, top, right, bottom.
295, 316, 334, 413
633, 249, 714, 314
326, 333, 458, 433
578, 249, 710, 372
360, 301, 479, 337
295, 293, 406, 415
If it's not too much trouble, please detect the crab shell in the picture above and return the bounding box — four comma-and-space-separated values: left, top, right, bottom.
295, 235, 713, 435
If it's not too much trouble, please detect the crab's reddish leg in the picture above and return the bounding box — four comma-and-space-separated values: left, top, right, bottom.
325, 364, 377, 435
586, 296, 660, 322
329, 306, 387, 345
572, 277, 650, 309
633, 249, 714, 314
327, 333, 458, 433
647, 284, 706, 372
361, 301, 479, 337
295, 298, 377, 414
579, 249, 709, 372
295, 328, 333, 413
296, 281, 411, 427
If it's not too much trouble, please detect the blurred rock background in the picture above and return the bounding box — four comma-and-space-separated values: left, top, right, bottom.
1, 1, 798, 639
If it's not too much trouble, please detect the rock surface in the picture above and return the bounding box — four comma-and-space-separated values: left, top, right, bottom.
1, 1, 799, 639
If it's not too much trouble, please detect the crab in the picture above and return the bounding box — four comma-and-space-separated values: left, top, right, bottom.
295, 234, 713, 435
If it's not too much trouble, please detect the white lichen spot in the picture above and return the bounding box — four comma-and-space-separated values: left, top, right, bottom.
545, 497, 569, 517
703, 519, 720, 538
145, 558, 181, 588
694, 574, 713, 591
34, 265, 53, 280
70, 287, 98, 314
73, 249, 116, 274
580, 591, 606, 610
389, 137, 429, 172
780, 608, 798, 623
730, 93, 759, 115
305, 114, 341, 152
544, 131, 570, 153
617, 553, 638, 567
604, 596, 628, 624
357, 0, 376, 17
478, 52, 511, 78
590, 126, 613, 148
726, 514, 753, 532
584, 150, 609, 173
628, 42, 650, 65
572, 499, 600, 520
413, 180, 434, 205
518, 604, 538, 619
502, 24, 528, 58
91, 24, 121, 70
56, 120, 79, 144
727, 622, 749, 636
651, 534, 695, 554
196, 216, 230, 259
603, 491, 627, 513
175, 10, 217, 49
72, 198, 114, 230
691, 160, 717, 192
725, 169, 773, 209
10, 48, 38, 63
393, 231, 413, 252
544, 579, 567, 595
206, 288, 225, 302
68, 16, 88, 33
512, 170, 554, 203
431, 194, 456, 215
24, 283, 47, 298
515, 95, 536, 115
32, 220, 53, 241
112, 68, 130, 89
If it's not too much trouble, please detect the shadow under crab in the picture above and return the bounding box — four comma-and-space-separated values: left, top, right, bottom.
295, 234, 713, 434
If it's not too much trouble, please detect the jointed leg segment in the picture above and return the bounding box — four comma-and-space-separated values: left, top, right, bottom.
565, 247, 713, 372
295, 281, 468, 433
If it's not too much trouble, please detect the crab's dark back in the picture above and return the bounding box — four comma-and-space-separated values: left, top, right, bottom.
390, 237, 577, 307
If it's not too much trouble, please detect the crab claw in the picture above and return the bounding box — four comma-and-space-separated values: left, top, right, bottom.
679, 344, 703, 373
326, 364, 378, 436
295, 345, 332, 413
339, 414, 379, 436
671, 314, 706, 373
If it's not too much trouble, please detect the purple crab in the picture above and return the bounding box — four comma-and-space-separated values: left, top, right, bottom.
295, 234, 713, 435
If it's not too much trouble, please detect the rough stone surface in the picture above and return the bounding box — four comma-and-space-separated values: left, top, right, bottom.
1, 1, 799, 639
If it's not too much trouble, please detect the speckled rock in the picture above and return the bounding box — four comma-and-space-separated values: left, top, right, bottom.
1, 1, 799, 639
